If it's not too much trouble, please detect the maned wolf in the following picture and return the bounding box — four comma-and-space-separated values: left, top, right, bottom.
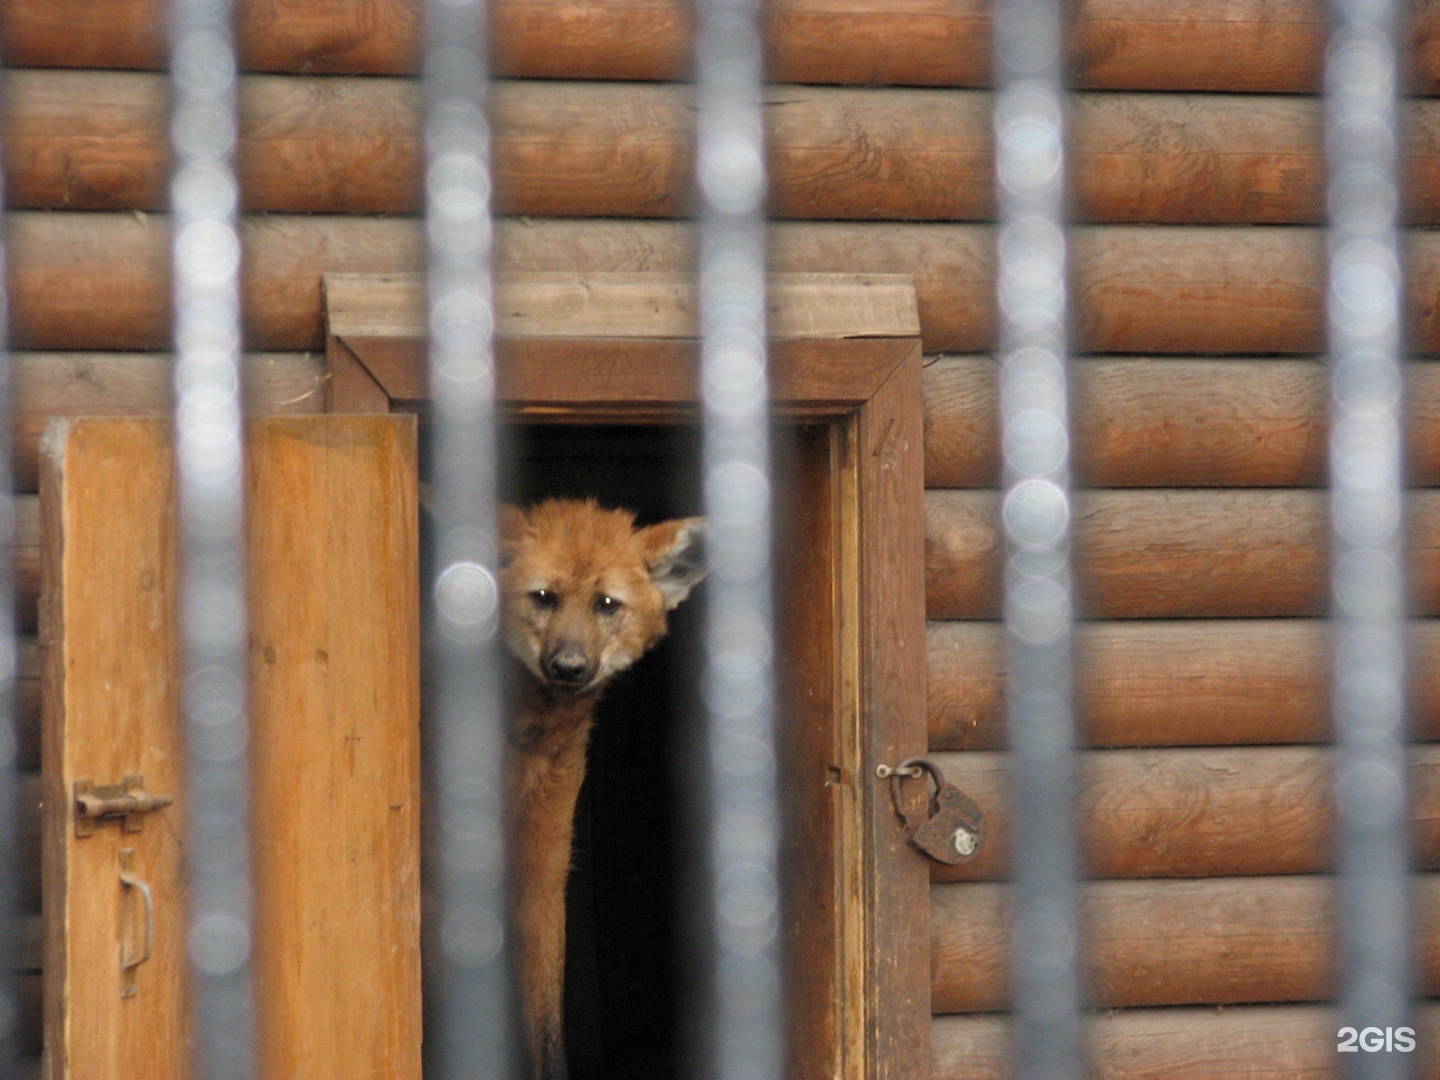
499, 497, 706, 1080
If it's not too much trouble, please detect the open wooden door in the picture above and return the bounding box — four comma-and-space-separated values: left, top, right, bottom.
40, 416, 422, 1080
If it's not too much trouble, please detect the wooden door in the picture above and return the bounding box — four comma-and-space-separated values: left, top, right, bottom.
41, 416, 421, 1080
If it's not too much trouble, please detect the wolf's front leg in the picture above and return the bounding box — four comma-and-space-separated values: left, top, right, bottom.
510, 736, 590, 1080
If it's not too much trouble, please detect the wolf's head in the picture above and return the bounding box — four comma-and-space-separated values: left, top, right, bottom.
499, 498, 706, 695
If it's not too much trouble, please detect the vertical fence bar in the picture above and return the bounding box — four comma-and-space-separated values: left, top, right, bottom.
692, 0, 781, 1078
422, 0, 513, 1076
168, 0, 253, 1075
1325, 2, 1413, 1077
993, 1, 1083, 1077
0, 66, 18, 1079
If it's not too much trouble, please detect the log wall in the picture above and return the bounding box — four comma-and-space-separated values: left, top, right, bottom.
4, 0, 1440, 95
4, 0, 1438, 1077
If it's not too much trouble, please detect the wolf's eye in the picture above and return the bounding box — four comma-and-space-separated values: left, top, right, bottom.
595, 595, 623, 615
529, 589, 557, 610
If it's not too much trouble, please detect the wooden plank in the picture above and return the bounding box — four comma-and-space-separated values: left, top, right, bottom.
924, 488, 1440, 620
336, 337, 914, 417
775, 426, 843, 1080
928, 619, 1440, 750
40, 419, 189, 1080
325, 271, 919, 341
247, 416, 422, 1078
931, 1004, 1440, 1079
4, 0, 1439, 95
15, 213, 1440, 355
10, 352, 325, 492
925, 357, 1440, 489
925, 745, 1440, 882
9, 73, 1440, 224
858, 343, 931, 1079
930, 875, 1440, 1012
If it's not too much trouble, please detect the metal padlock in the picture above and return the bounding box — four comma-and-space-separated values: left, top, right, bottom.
884, 757, 985, 865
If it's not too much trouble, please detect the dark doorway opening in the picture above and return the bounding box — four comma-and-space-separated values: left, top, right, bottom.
507, 424, 701, 1080
420, 416, 836, 1080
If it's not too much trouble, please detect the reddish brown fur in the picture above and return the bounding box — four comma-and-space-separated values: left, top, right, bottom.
500, 498, 704, 1080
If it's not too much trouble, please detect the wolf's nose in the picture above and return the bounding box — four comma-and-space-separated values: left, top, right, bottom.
545, 648, 590, 685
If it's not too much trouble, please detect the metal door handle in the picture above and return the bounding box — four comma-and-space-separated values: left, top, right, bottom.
118, 848, 154, 998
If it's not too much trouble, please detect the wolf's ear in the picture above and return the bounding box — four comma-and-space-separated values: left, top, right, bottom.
498, 504, 527, 569
638, 517, 707, 610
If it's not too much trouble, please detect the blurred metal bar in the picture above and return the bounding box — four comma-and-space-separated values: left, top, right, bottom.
692, 0, 782, 1078
422, 0, 513, 1076
993, 1, 1083, 1077
1325, 2, 1413, 1077
167, 0, 254, 1075
0, 68, 18, 1079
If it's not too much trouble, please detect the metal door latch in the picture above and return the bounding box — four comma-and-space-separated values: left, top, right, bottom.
879, 756, 985, 865
74, 775, 174, 837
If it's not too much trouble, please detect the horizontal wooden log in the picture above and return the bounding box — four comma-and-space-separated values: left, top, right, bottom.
4, 0, 1439, 95
10, 619, 1440, 791
10, 71, 1440, 225
17, 446, 1440, 633
10, 352, 326, 492
7, 212, 424, 353
924, 489, 1440, 620
925, 357, 1440, 489
931, 875, 1440, 1012
928, 620, 1440, 750
927, 746, 1440, 882
932, 1005, 1440, 1079
11, 213, 1440, 355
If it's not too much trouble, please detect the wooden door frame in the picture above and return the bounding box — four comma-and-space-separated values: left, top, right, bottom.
324, 271, 931, 1080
